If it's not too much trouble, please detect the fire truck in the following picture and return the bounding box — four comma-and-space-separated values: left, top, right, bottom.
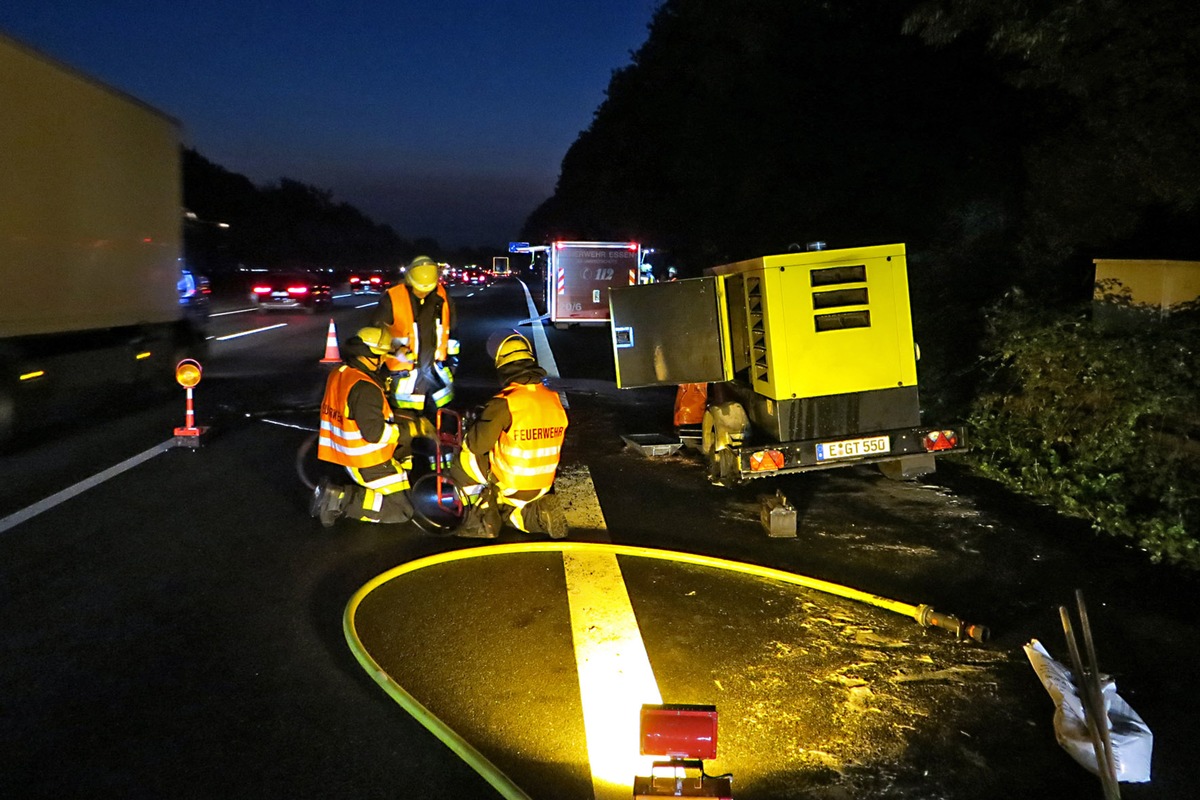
540, 241, 641, 329
609, 243, 967, 485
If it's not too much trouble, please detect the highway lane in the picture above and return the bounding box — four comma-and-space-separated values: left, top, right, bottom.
2, 278, 1199, 798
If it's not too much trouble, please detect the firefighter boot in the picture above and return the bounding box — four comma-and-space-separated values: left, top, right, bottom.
456, 502, 498, 538
310, 478, 349, 528
531, 493, 569, 539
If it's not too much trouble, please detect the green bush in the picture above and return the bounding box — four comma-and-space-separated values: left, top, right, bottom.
966, 299, 1200, 568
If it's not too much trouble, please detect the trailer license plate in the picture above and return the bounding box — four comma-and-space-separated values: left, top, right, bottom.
816, 435, 891, 462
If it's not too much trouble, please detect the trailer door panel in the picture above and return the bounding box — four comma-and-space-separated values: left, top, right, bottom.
610, 278, 730, 388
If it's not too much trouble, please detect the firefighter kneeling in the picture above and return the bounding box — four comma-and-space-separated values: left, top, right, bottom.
450, 332, 569, 539
310, 327, 426, 527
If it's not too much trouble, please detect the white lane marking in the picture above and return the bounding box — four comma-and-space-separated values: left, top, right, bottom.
0, 439, 175, 534
209, 307, 256, 317
517, 279, 567, 408
214, 323, 288, 341
555, 464, 610, 540
354, 301, 379, 309
564, 550, 662, 800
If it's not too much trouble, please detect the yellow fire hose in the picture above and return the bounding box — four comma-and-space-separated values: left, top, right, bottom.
344, 541, 988, 800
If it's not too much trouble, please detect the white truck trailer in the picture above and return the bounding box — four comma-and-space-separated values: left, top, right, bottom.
0, 32, 206, 446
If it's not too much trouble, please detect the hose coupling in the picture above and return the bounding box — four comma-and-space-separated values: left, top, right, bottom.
916, 604, 990, 643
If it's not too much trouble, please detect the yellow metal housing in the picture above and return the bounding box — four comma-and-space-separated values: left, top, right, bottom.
708, 244, 917, 401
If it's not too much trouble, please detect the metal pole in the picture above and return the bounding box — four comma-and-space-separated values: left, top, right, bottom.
1076, 590, 1120, 792
1060, 606, 1120, 800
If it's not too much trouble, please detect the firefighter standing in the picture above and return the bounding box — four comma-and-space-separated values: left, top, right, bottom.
310, 327, 424, 527
450, 332, 569, 538
373, 255, 458, 418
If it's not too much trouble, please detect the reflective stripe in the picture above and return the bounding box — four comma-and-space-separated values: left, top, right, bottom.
391, 395, 425, 410
501, 463, 559, 477
347, 466, 411, 493
319, 421, 395, 459
505, 445, 561, 459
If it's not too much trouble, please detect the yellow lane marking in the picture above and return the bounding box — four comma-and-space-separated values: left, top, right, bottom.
564, 550, 661, 800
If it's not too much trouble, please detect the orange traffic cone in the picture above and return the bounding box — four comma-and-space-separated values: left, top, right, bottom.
320, 319, 341, 363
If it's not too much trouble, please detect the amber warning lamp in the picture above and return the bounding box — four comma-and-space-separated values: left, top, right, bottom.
634, 704, 733, 799
173, 359, 206, 447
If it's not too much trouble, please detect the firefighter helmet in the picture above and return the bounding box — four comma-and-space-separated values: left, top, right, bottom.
355, 326, 393, 356
489, 331, 535, 368
405, 255, 440, 295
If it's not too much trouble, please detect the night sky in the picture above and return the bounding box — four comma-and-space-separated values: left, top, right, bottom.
0, 1, 660, 248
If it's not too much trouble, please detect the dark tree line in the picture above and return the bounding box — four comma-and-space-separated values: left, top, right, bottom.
523, 0, 1200, 310
182, 148, 414, 277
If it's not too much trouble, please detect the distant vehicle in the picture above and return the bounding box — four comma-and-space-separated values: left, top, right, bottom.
0, 32, 208, 446
348, 271, 390, 294
250, 272, 333, 313
460, 268, 488, 287
178, 268, 212, 324
364, 272, 391, 293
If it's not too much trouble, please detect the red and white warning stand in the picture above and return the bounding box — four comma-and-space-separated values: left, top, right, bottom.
172, 358, 207, 448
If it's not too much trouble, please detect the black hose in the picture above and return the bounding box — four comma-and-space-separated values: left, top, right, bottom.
297, 432, 318, 490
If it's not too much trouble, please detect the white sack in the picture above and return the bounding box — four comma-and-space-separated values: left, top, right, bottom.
1024, 639, 1153, 783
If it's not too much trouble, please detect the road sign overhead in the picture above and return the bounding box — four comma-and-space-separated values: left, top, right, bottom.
509, 242, 530, 253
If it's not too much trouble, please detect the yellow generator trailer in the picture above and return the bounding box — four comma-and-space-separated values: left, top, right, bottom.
609, 243, 967, 485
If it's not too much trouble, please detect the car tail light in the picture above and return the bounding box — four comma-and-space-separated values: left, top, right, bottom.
287, 286, 309, 295
922, 430, 959, 452
370, 276, 382, 285
749, 449, 785, 471
349, 276, 360, 284
252, 285, 272, 294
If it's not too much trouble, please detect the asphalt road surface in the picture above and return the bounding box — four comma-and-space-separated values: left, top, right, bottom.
2, 277, 1197, 799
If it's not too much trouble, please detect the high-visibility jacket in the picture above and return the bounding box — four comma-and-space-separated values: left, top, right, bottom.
318, 366, 398, 468
490, 383, 568, 491
381, 282, 454, 410
382, 283, 451, 363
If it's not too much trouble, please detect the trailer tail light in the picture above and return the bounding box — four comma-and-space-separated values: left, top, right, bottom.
922, 430, 958, 452
749, 449, 785, 472
287, 286, 309, 295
